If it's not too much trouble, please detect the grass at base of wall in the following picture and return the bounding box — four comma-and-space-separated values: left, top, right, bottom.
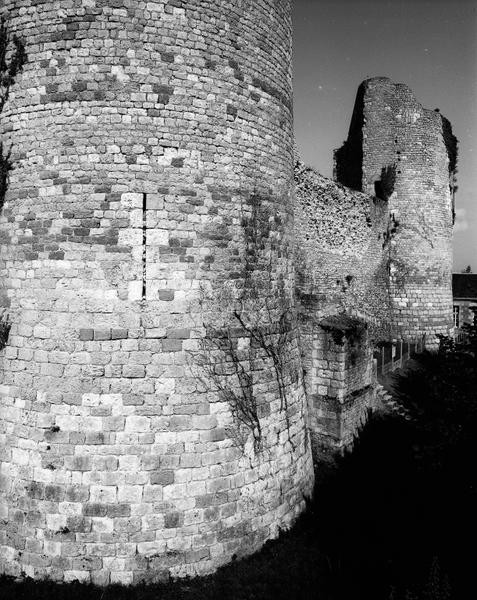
2, 348, 476, 600
0, 509, 331, 600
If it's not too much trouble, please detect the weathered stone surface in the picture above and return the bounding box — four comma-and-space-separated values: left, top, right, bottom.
295, 78, 454, 450
0, 1, 454, 585
334, 77, 455, 344
0, 0, 313, 584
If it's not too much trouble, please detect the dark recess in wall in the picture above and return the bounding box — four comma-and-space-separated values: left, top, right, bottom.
333, 83, 365, 191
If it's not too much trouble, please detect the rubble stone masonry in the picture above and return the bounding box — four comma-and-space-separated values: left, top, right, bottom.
294, 162, 387, 451
0, 0, 313, 584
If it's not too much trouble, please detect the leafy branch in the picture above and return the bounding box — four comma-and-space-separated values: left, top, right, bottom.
375, 164, 396, 201
196, 190, 301, 455
0, 16, 26, 211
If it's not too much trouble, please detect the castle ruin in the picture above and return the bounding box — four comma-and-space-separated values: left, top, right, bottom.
295, 77, 456, 449
0, 0, 455, 585
334, 77, 456, 341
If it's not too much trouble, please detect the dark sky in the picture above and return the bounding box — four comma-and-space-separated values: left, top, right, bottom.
293, 0, 477, 271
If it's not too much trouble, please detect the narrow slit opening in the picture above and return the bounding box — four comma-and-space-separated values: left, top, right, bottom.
142, 193, 147, 300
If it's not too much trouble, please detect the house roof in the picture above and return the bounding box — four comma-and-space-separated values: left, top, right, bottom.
452, 273, 477, 299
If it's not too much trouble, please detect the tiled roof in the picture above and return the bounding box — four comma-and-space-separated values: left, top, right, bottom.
452, 273, 477, 299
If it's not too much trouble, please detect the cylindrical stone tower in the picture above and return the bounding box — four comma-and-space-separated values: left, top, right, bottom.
335, 77, 456, 344
0, 0, 313, 584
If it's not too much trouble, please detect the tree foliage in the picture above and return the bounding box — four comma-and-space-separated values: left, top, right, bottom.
0, 16, 26, 210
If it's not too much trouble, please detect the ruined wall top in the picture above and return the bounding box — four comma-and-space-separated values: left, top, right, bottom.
334, 76, 457, 199
333, 77, 455, 340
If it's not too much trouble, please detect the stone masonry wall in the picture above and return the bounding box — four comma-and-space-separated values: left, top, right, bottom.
307, 318, 375, 451
335, 77, 455, 344
294, 160, 390, 331
294, 161, 387, 450
0, 0, 313, 584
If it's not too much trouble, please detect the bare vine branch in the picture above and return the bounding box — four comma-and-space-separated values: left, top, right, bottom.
196, 190, 301, 456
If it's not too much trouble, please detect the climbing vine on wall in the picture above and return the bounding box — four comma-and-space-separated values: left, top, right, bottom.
441, 116, 458, 178
238, 192, 299, 447
382, 211, 412, 295
0, 16, 26, 210
441, 115, 458, 223
197, 190, 301, 456
196, 314, 263, 453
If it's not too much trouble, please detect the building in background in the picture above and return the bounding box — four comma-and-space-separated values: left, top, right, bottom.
452, 273, 477, 328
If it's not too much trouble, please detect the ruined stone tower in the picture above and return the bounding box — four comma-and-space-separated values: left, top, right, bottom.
335, 77, 456, 343
0, 0, 313, 584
